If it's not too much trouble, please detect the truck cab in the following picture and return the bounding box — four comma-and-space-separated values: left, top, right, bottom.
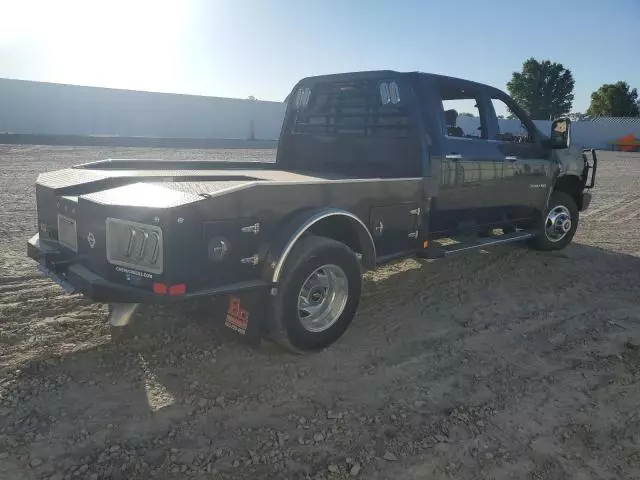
277, 70, 594, 259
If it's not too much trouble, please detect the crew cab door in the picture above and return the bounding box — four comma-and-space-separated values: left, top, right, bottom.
430, 79, 505, 233
486, 95, 554, 221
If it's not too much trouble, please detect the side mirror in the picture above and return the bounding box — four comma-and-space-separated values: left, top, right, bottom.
550, 117, 571, 149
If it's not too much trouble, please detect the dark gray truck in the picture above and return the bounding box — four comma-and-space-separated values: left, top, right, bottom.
27, 70, 597, 353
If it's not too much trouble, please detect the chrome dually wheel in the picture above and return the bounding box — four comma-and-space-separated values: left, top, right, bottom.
268, 235, 362, 353
529, 191, 579, 251
297, 264, 349, 333
545, 205, 572, 242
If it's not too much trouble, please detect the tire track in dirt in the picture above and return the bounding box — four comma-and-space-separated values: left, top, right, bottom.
611, 201, 640, 224
0, 280, 52, 293
0, 272, 86, 321
594, 195, 640, 222
580, 194, 630, 219
359, 246, 530, 338
0, 293, 79, 308
0, 279, 61, 296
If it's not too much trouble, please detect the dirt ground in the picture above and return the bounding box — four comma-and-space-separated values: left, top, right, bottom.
1, 145, 640, 480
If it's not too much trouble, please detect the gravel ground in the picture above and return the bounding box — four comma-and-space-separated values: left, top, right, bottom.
1, 145, 640, 480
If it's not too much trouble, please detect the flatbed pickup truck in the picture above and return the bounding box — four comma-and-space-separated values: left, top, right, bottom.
27, 70, 597, 353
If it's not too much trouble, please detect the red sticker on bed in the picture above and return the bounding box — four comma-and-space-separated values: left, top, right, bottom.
225, 295, 249, 335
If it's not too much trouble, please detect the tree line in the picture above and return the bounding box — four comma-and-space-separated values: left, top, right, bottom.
506, 57, 639, 120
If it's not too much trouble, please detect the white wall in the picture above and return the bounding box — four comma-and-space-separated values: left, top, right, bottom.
0, 78, 287, 140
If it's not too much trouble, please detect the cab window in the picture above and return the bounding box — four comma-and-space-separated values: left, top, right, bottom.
490, 97, 536, 144
438, 85, 487, 140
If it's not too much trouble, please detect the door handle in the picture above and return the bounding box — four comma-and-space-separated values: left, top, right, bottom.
505, 156, 518, 162
446, 154, 463, 160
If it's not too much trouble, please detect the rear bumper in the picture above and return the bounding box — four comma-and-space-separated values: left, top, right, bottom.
27, 234, 269, 304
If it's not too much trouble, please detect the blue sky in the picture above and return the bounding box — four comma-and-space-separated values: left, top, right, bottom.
1, 0, 638, 113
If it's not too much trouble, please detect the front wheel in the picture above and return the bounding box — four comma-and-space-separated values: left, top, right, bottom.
268, 235, 362, 353
528, 191, 578, 251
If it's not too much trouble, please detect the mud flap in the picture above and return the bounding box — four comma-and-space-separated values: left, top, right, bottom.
220, 290, 269, 347
109, 303, 140, 326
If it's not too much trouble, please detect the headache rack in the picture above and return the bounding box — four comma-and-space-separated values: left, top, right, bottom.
292, 80, 413, 138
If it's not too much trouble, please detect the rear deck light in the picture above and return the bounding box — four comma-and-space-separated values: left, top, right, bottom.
294, 87, 311, 109
379, 82, 391, 105
379, 81, 401, 105
389, 81, 400, 104
169, 284, 186, 296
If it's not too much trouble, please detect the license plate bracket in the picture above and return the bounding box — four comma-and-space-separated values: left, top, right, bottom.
57, 213, 78, 252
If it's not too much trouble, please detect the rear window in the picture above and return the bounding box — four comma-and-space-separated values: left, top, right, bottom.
290, 79, 413, 139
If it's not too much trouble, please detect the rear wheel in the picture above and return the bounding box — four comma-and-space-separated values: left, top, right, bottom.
528, 191, 578, 251
268, 235, 362, 353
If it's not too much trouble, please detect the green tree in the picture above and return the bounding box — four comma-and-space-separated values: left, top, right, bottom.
586, 82, 639, 117
458, 112, 475, 117
506, 58, 575, 120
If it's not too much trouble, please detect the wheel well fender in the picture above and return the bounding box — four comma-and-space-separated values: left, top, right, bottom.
262, 208, 376, 284
553, 174, 585, 210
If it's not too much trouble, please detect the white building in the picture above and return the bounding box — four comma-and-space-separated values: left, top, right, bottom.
0, 78, 286, 140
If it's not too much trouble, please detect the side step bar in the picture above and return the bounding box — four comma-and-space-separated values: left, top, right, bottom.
420, 230, 534, 259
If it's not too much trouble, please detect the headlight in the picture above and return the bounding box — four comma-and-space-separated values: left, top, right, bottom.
106, 218, 163, 275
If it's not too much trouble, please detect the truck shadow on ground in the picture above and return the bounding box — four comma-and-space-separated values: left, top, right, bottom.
5, 242, 640, 478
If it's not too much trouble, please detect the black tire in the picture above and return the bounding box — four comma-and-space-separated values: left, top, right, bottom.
528, 191, 579, 251
268, 235, 362, 353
